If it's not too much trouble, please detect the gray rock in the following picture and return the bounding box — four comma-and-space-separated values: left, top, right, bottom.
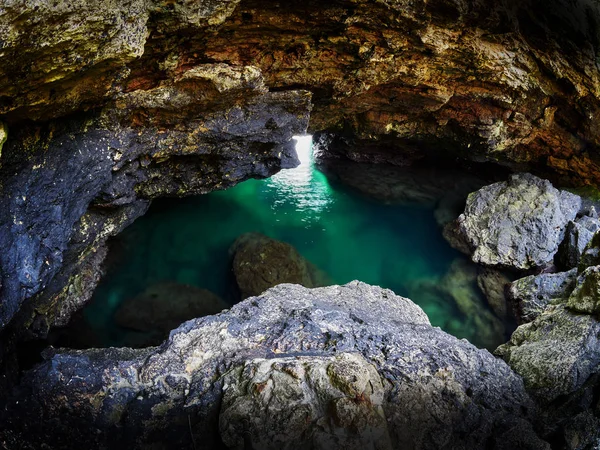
1, 282, 546, 449
496, 304, 600, 402
507, 269, 577, 324
230, 232, 326, 299
454, 173, 581, 270
566, 266, 600, 315
578, 231, 600, 271
220, 353, 393, 450
557, 214, 600, 269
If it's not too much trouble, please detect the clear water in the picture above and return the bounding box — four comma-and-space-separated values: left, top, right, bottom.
80, 137, 502, 349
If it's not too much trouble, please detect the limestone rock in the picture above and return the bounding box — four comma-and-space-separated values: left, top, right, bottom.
114, 281, 228, 336
230, 233, 324, 299
0, 65, 311, 333
496, 304, 600, 402
453, 173, 580, 270
220, 353, 392, 450
508, 269, 577, 324
0, 282, 545, 449
557, 214, 600, 269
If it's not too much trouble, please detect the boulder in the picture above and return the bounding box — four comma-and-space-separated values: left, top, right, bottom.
114, 281, 228, 339
451, 173, 580, 270
496, 304, 600, 402
557, 213, 600, 269
507, 269, 577, 324
477, 269, 512, 319
1, 282, 546, 449
230, 233, 325, 299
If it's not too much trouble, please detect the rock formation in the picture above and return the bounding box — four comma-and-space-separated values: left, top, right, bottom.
0, 282, 547, 450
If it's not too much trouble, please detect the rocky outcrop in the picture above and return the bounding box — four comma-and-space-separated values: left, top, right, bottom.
557, 211, 600, 269
449, 173, 580, 270
230, 233, 326, 299
0, 282, 546, 449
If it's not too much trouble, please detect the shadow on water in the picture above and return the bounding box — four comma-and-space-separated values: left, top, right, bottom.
58, 136, 513, 350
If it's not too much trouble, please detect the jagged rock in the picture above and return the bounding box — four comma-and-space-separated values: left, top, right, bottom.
566, 266, 600, 315
557, 214, 600, 269
477, 269, 511, 319
0, 282, 546, 449
496, 304, 600, 402
578, 231, 600, 272
220, 353, 393, 450
507, 269, 577, 324
452, 173, 580, 270
114, 281, 228, 338
230, 233, 325, 299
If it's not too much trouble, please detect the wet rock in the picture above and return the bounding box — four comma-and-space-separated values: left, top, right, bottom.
557, 213, 600, 269
220, 353, 392, 450
230, 233, 325, 299
477, 269, 511, 319
1, 282, 545, 449
452, 173, 580, 270
0, 65, 311, 333
508, 269, 577, 324
114, 281, 228, 338
496, 304, 600, 402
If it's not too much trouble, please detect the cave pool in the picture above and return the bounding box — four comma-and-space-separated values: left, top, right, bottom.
79, 136, 503, 349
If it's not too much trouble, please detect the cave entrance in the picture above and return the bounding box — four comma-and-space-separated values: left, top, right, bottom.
54, 137, 513, 351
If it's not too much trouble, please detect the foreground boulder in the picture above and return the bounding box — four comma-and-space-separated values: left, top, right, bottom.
0, 282, 546, 449
449, 173, 580, 270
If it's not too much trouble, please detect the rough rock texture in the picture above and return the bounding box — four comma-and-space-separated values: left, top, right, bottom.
0, 65, 311, 334
508, 269, 578, 324
497, 304, 600, 402
452, 173, 580, 270
230, 232, 326, 299
0, 282, 547, 449
566, 266, 600, 315
557, 213, 600, 269
114, 282, 228, 343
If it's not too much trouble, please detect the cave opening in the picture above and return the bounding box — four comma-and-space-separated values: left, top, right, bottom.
50, 137, 515, 351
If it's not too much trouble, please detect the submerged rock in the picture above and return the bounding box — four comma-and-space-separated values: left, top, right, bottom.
451, 173, 580, 270
477, 269, 511, 319
566, 266, 600, 315
114, 282, 228, 342
230, 232, 326, 299
0, 282, 545, 449
508, 269, 578, 324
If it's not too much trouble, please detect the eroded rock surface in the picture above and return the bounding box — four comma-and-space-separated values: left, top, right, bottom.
0, 282, 545, 449
451, 173, 580, 270
508, 269, 578, 324
0, 65, 311, 333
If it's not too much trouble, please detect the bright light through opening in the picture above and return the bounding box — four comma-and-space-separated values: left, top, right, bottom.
293, 135, 313, 166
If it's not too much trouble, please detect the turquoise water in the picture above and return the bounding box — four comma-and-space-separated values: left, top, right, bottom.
79, 137, 502, 348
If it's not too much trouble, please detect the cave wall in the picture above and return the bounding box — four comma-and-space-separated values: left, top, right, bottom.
1, 0, 600, 358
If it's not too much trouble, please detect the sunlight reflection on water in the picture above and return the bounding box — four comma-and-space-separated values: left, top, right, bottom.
266, 135, 332, 222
